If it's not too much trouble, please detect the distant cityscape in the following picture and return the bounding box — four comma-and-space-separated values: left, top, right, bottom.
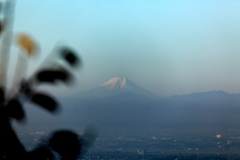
9, 78, 240, 160
2, 0, 240, 159
16, 127, 240, 160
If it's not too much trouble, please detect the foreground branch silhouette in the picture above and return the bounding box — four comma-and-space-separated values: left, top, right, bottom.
0, 0, 98, 159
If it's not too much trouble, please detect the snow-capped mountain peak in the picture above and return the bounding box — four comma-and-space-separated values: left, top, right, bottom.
100, 77, 131, 89
76, 77, 160, 99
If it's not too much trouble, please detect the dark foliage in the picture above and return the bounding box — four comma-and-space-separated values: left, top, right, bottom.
35, 68, 71, 84
28, 146, 54, 160
30, 92, 59, 112
6, 99, 25, 121
49, 130, 82, 160
60, 47, 80, 67
0, 1, 91, 159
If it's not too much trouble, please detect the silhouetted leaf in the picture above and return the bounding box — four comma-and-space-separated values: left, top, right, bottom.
19, 80, 32, 97
28, 146, 54, 160
0, 21, 4, 35
6, 99, 25, 121
49, 130, 82, 160
30, 92, 58, 112
81, 126, 98, 153
60, 47, 79, 67
83, 126, 98, 143
35, 68, 71, 84
0, 87, 5, 104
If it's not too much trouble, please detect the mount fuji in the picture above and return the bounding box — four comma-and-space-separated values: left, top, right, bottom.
20, 78, 240, 129
21, 83, 240, 129
77, 77, 160, 99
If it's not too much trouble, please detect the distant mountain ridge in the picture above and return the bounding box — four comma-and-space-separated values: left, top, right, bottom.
22, 78, 240, 129
169, 90, 240, 101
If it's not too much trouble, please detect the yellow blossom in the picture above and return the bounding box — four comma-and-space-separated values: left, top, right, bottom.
16, 33, 36, 55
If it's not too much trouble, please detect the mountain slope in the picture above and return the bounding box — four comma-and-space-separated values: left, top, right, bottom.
20, 89, 240, 129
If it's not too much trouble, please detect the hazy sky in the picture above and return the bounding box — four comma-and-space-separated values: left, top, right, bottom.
12, 0, 240, 97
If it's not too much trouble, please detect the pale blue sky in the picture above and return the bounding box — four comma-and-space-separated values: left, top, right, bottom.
11, 1, 240, 97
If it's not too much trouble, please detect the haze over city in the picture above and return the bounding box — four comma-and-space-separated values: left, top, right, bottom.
11, 1, 240, 97
2, 1, 240, 159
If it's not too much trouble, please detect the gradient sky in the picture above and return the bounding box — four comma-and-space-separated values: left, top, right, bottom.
11, 0, 240, 97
